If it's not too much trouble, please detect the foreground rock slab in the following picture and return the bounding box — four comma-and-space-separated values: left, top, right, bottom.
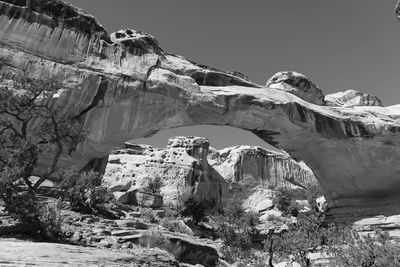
0, 238, 178, 266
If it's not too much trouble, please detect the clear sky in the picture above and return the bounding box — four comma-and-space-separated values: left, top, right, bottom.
65, 0, 400, 149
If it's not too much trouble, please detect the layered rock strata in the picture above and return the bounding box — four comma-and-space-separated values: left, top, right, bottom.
103, 137, 317, 212
103, 137, 223, 208
325, 90, 383, 107
1, 0, 400, 222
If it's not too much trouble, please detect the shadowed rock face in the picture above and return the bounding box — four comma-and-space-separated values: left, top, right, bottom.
1, 0, 400, 222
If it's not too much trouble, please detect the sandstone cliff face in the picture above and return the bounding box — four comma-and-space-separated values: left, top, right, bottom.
325, 90, 383, 107
208, 145, 317, 212
103, 137, 223, 208
103, 137, 317, 212
209, 146, 316, 189
1, 0, 400, 222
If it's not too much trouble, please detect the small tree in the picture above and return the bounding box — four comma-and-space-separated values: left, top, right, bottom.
267, 212, 324, 267
0, 74, 87, 234
181, 197, 206, 224
0, 74, 87, 189
58, 169, 110, 211
273, 187, 295, 216
144, 175, 162, 194
325, 227, 400, 267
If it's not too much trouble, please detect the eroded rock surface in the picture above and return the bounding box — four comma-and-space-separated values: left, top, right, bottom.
325, 90, 383, 107
1, 0, 400, 222
103, 137, 223, 208
209, 145, 317, 212
103, 137, 317, 212
266, 71, 326, 105
0, 238, 178, 266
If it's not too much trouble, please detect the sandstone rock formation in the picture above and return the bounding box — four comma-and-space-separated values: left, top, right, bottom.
103, 137, 223, 208
208, 145, 317, 212
325, 90, 383, 107
266, 71, 326, 105
103, 137, 317, 212
1, 0, 400, 222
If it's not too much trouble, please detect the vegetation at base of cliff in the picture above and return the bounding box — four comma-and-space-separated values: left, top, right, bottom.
272, 187, 300, 217
0, 75, 111, 240
58, 169, 113, 212
143, 175, 162, 195
180, 197, 207, 224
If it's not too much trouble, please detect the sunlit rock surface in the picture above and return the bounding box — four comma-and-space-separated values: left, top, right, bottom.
103, 137, 317, 211
266, 71, 326, 105
1, 0, 400, 222
326, 90, 383, 107
208, 145, 317, 212
103, 137, 223, 207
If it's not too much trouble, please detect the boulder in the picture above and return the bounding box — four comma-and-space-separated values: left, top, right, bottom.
135, 191, 163, 208
266, 71, 325, 105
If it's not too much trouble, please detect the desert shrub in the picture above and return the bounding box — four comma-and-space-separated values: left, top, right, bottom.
0, 183, 41, 227
39, 201, 63, 240
272, 187, 293, 214
326, 228, 400, 267
288, 202, 300, 217
139, 227, 171, 249
180, 197, 206, 224
264, 211, 325, 267
223, 197, 245, 221
140, 207, 157, 223
218, 222, 252, 250
144, 176, 162, 194
58, 169, 111, 211
272, 187, 302, 217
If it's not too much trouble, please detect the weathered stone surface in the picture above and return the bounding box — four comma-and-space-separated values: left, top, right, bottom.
0, 238, 179, 266
266, 71, 325, 105
135, 191, 163, 208
1, 0, 400, 222
325, 90, 383, 107
209, 145, 317, 212
103, 137, 223, 208
104, 138, 317, 214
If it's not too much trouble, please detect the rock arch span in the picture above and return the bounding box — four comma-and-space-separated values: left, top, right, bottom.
1, 0, 400, 221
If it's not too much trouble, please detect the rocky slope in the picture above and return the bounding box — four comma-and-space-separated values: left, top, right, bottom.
103, 137, 318, 212
1, 0, 400, 222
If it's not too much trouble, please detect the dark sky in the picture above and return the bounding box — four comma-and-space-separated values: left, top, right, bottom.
66, 0, 400, 149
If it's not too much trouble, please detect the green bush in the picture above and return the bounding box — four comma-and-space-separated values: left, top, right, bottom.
140, 207, 157, 223
39, 201, 63, 240
180, 197, 206, 224
0, 184, 41, 227
272, 187, 301, 217
272, 187, 293, 214
223, 198, 245, 221
58, 169, 112, 211
144, 176, 162, 194
218, 222, 252, 250
139, 227, 171, 249
264, 212, 324, 267
326, 228, 400, 267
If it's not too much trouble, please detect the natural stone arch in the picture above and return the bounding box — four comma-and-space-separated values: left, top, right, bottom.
1, 0, 400, 222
